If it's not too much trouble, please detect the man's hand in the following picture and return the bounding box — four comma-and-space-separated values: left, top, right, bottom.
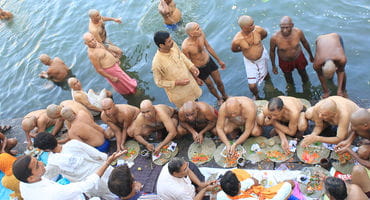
190, 67, 200, 77
272, 66, 278, 74
196, 78, 203, 86
146, 143, 155, 152
154, 146, 161, 155
175, 79, 190, 86
39, 71, 48, 79
192, 132, 200, 143
110, 76, 118, 82
301, 135, 317, 147
198, 134, 204, 144
281, 138, 290, 154
219, 61, 226, 70
114, 18, 122, 23
228, 144, 236, 156
334, 140, 351, 154
106, 150, 126, 164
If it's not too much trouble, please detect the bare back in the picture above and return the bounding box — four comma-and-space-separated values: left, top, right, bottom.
101, 104, 139, 128
47, 58, 69, 82
314, 33, 346, 69
68, 122, 105, 147
182, 34, 209, 67
271, 28, 303, 61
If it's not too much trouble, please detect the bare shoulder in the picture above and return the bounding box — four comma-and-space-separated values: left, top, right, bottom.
255, 25, 266, 33
54, 57, 64, 63
232, 31, 243, 41
181, 38, 190, 49
270, 31, 280, 40
198, 102, 213, 112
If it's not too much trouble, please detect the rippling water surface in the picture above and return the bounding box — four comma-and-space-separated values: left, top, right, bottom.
0, 0, 369, 119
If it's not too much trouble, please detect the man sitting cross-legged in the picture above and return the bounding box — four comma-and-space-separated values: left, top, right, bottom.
217, 97, 262, 155
127, 99, 178, 155
258, 96, 308, 153
101, 98, 140, 152
33, 132, 118, 199
177, 101, 218, 144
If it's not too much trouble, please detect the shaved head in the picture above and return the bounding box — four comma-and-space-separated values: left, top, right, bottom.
140, 99, 153, 110
22, 117, 36, 131
61, 107, 76, 121
83, 32, 94, 41
185, 22, 197, 34
46, 104, 62, 119
39, 54, 51, 65
101, 98, 114, 109
351, 108, 370, 126
88, 9, 99, 18
322, 60, 336, 79
318, 99, 337, 114
225, 98, 239, 111
280, 16, 293, 25
182, 101, 196, 113
67, 77, 78, 87
238, 15, 254, 27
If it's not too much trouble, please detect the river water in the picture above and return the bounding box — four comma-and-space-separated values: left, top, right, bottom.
0, 0, 369, 119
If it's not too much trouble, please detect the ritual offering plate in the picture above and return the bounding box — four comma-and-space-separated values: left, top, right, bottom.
120, 140, 140, 162
265, 136, 294, 162
297, 141, 330, 164
188, 137, 216, 165
299, 98, 312, 109
254, 100, 268, 115
214, 143, 245, 168
330, 150, 355, 174
298, 166, 329, 198
242, 136, 268, 163
153, 141, 179, 166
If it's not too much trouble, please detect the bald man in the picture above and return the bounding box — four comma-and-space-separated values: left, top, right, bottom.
68, 77, 112, 116
22, 109, 61, 149
177, 101, 218, 144
217, 97, 262, 155
182, 22, 228, 106
101, 98, 140, 152
301, 96, 359, 147
39, 54, 71, 83
88, 9, 123, 58
258, 96, 308, 153
158, 0, 182, 31
335, 108, 370, 153
127, 100, 178, 155
314, 33, 347, 98
61, 107, 111, 152
231, 15, 269, 99
270, 16, 314, 85
46, 100, 93, 130
84, 32, 137, 95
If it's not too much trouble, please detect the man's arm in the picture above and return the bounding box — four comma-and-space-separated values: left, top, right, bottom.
231, 34, 242, 52
158, 0, 170, 16
299, 30, 314, 62
74, 93, 102, 112
216, 106, 230, 147
345, 148, 370, 168
50, 118, 64, 136
106, 120, 123, 150
257, 26, 268, 40
178, 110, 199, 140
155, 110, 178, 153
335, 130, 357, 153
269, 36, 279, 74
198, 106, 217, 137
272, 111, 300, 136
234, 106, 256, 145
152, 66, 177, 88
204, 37, 226, 69
102, 16, 122, 23
313, 118, 349, 144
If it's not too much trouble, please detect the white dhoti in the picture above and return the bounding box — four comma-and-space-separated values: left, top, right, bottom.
243, 47, 269, 85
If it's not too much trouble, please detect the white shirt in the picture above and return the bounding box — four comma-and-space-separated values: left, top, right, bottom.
156, 163, 196, 200
20, 173, 99, 200
44, 140, 116, 199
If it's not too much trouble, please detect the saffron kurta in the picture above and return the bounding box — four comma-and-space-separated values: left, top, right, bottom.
152, 43, 202, 108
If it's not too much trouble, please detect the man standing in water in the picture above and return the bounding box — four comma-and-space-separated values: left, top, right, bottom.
158, 0, 182, 31
231, 15, 269, 99
314, 33, 347, 98
88, 9, 123, 58
182, 22, 228, 106
152, 31, 202, 108
39, 54, 71, 83
84, 32, 137, 96
270, 16, 314, 85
